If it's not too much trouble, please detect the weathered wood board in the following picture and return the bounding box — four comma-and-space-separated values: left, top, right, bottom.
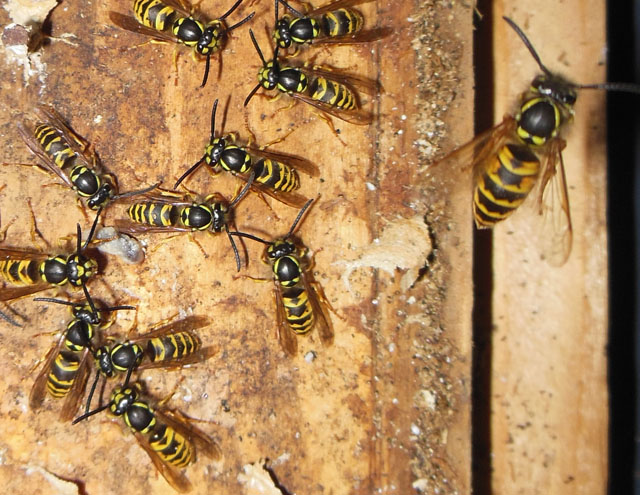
0, 1, 474, 494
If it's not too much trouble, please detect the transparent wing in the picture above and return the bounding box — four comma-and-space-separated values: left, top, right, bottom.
303, 65, 381, 96
531, 138, 572, 266
300, 271, 334, 346
132, 430, 193, 493
16, 120, 75, 188
59, 349, 92, 422
291, 91, 374, 125
29, 334, 68, 411
137, 346, 218, 370
244, 147, 320, 177
109, 11, 182, 44
131, 315, 212, 341
308, 0, 375, 16
0, 283, 52, 302
310, 26, 392, 45
114, 218, 192, 235
155, 408, 222, 460
229, 171, 311, 208
273, 280, 298, 356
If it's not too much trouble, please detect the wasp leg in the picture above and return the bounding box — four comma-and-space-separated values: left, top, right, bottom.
314, 110, 346, 145
27, 198, 50, 250
157, 375, 185, 407
187, 233, 208, 258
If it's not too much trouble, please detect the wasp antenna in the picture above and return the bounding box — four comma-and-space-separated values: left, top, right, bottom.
114, 182, 161, 201
84, 370, 102, 414
244, 83, 262, 107
34, 296, 75, 306
219, 0, 244, 21
228, 231, 271, 245
503, 16, 553, 77
174, 158, 205, 189
201, 52, 211, 88
286, 198, 314, 238
249, 29, 267, 65
0, 310, 21, 327
226, 227, 243, 272
82, 210, 101, 252
82, 282, 99, 319
576, 81, 640, 94
226, 11, 255, 32
230, 171, 255, 208
72, 400, 111, 425
210, 99, 219, 138
278, 0, 303, 17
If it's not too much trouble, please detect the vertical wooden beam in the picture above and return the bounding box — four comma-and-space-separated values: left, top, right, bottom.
490, 1, 608, 493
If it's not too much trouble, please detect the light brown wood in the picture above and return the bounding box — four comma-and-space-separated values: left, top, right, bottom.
490, 1, 609, 493
0, 1, 475, 494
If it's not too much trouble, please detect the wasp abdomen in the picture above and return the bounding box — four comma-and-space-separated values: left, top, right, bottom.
134, 0, 177, 30
147, 332, 200, 362
254, 159, 300, 192
282, 286, 314, 334
474, 143, 540, 227
309, 77, 357, 110
47, 351, 81, 398
128, 203, 179, 227
150, 423, 194, 467
34, 124, 76, 169
321, 8, 363, 37
0, 259, 40, 285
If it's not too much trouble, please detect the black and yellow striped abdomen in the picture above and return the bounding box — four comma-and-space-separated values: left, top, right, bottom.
254, 159, 300, 192
149, 423, 194, 467
308, 77, 357, 110
146, 331, 200, 363
133, 0, 177, 31
282, 285, 314, 334
0, 259, 40, 285
47, 351, 82, 398
473, 142, 540, 227
321, 8, 363, 37
34, 124, 76, 170
128, 203, 179, 227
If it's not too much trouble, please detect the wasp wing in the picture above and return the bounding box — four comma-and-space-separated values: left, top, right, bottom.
155, 408, 222, 460
272, 279, 298, 356
132, 430, 193, 493
300, 271, 334, 346
131, 315, 212, 341
29, 333, 69, 411
109, 12, 182, 44
16, 121, 75, 188
311, 26, 392, 44
291, 91, 373, 125
244, 146, 320, 177
307, 0, 376, 16
531, 138, 572, 266
303, 65, 381, 96
59, 349, 92, 422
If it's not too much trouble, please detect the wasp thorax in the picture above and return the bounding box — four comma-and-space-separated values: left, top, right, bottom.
66, 319, 94, 351
174, 17, 204, 44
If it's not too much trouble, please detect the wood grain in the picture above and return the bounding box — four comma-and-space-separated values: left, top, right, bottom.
0, 1, 474, 494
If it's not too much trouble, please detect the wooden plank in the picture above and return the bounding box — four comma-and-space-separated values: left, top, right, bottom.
489, 1, 609, 493
0, 1, 475, 494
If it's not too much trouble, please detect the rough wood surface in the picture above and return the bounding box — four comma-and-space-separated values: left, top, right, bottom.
0, 1, 474, 494
490, 1, 608, 493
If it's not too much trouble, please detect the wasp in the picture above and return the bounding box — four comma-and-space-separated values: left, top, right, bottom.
230, 199, 334, 356
73, 377, 221, 493
435, 17, 640, 266
109, 0, 255, 87
244, 29, 378, 125
29, 292, 135, 421
273, 0, 391, 51
173, 98, 318, 208
14, 105, 158, 216
114, 178, 253, 270
0, 213, 100, 303
86, 314, 216, 414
